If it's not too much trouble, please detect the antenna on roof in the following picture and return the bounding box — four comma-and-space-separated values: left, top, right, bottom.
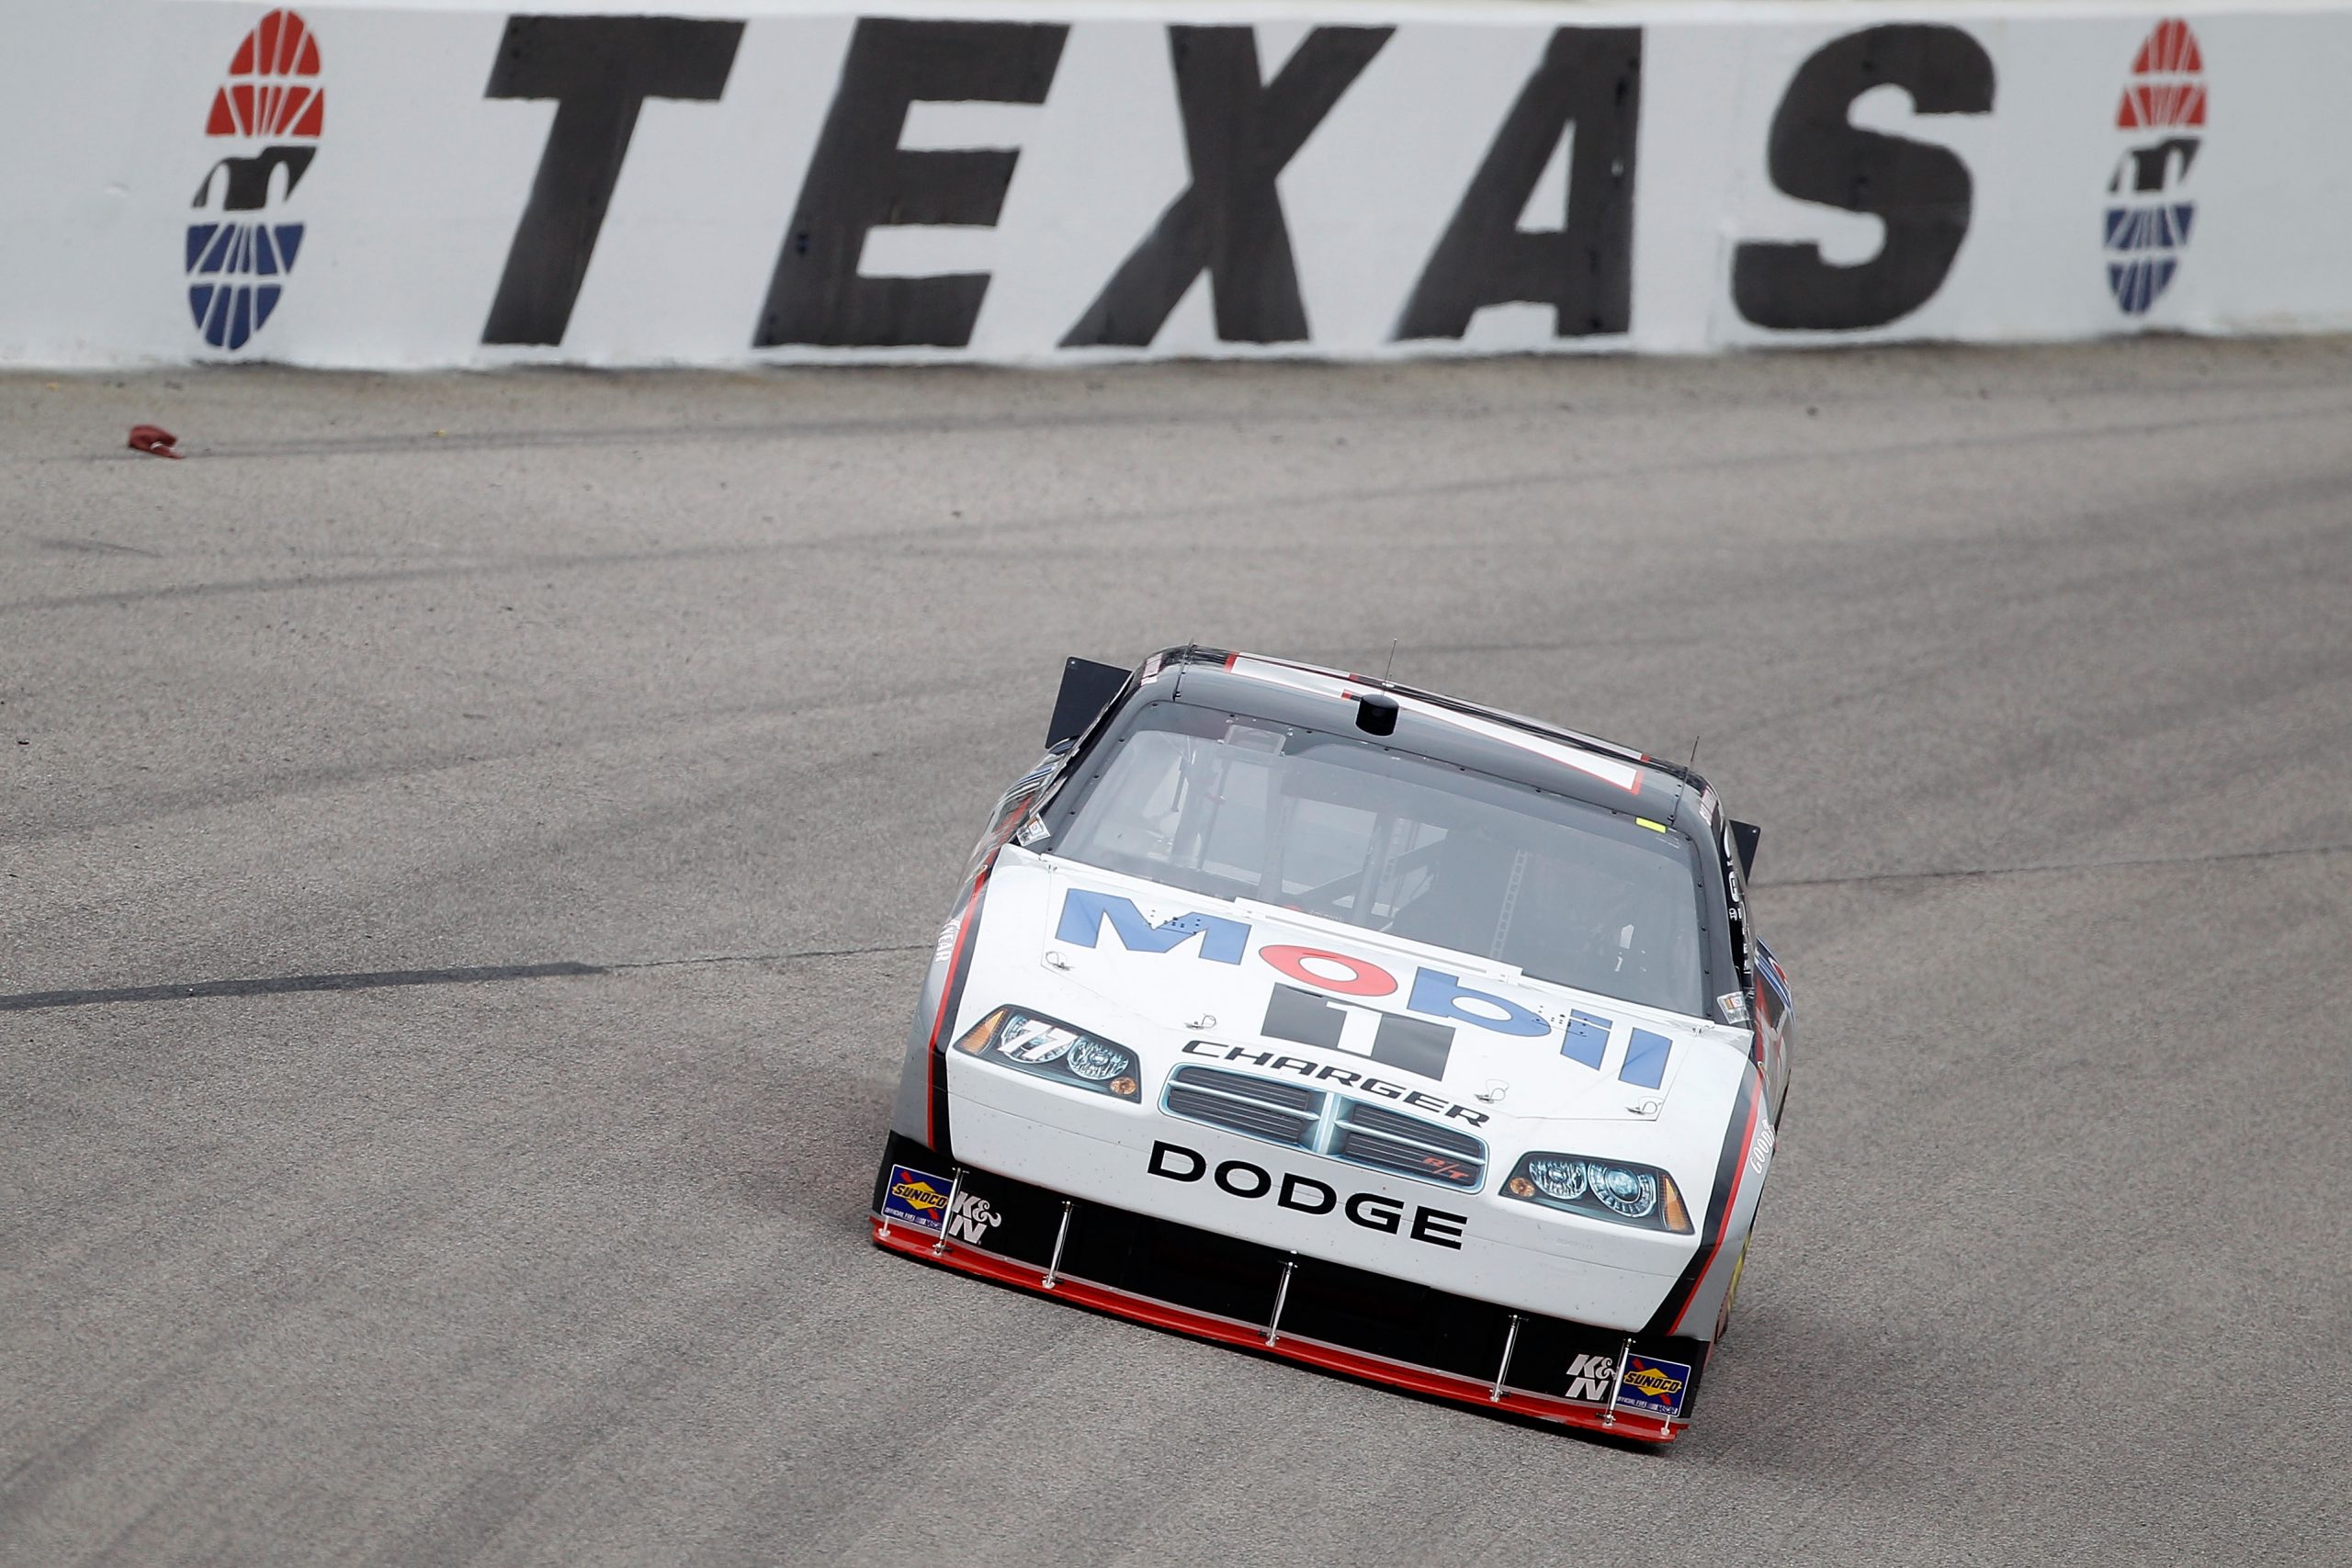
1383, 639, 1398, 680
1666, 734, 1701, 830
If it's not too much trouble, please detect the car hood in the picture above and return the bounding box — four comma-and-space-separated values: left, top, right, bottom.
958, 847, 1754, 1131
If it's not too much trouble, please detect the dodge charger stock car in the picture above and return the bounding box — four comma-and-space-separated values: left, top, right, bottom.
869, 648, 1792, 1441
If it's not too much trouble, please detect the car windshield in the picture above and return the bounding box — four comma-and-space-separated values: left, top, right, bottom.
1052, 702, 1708, 1014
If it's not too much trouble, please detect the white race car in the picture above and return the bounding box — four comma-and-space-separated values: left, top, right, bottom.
872, 649, 1792, 1441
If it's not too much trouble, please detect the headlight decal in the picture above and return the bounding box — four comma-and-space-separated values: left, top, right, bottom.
1523, 1156, 1588, 1202
1590, 1165, 1659, 1220
1064, 1037, 1131, 1081
954, 1007, 1142, 1100
1502, 1152, 1692, 1234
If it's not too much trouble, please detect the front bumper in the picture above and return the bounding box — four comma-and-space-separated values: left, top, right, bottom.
945, 1049, 1699, 1330
872, 1131, 1709, 1443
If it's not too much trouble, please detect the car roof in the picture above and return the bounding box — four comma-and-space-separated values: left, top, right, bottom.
1151, 647, 1718, 830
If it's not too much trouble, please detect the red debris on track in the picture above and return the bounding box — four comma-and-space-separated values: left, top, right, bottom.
127, 424, 183, 458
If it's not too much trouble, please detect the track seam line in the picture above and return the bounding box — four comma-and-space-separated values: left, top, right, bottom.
1762, 840, 2352, 890
0, 943, 926, 1012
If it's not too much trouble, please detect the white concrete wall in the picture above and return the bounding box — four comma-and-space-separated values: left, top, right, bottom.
5, 0, 2344, 366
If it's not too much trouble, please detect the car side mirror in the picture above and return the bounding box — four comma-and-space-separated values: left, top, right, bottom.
1730, 820, 1761, 879
1047, 656, 1129, 749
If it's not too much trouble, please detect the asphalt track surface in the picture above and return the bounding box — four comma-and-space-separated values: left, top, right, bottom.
6, 340, 2351, 1567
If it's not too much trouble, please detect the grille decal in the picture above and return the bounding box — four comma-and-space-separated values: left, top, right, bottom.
1163, 1060, 1487, 1190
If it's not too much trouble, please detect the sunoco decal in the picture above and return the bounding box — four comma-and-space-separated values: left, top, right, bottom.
1615, 1354, 1692, 1418
2105, 18, 2206, 316
187, 10, 323, 351
881, 1165, 952, 1231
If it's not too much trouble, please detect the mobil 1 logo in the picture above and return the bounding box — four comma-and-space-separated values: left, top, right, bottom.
1261, 983, 1454, 1081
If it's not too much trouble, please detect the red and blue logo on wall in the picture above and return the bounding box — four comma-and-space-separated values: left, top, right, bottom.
187, 10, 323, 351
2104, 18, 2205, 316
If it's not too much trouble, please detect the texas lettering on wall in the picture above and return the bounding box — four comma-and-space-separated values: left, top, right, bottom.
470, 13, 1986, 353
82, 4, 2324, 368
